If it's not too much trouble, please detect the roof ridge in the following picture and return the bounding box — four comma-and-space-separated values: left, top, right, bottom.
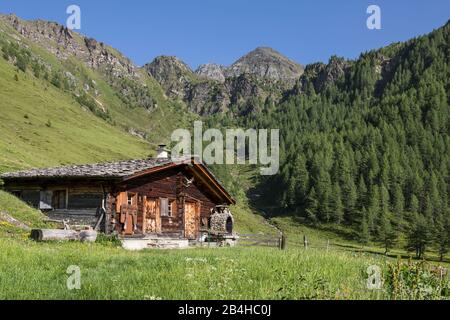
0, 157, 175, 179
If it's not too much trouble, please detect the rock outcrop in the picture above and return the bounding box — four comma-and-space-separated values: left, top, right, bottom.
226, 47, 304, 84
144, 56, 194, 100
0, 14, 140, 80
195, 63, 226, 83
296, 56, 350, 93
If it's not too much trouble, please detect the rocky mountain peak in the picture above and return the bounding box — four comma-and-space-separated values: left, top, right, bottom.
195, 63, 226, 83
226, 47, 304, 82
144, 56, 195, 100
141, 47, 305, 115
145, 56, 193, 79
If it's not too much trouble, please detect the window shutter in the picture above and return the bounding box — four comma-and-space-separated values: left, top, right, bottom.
39, 191, 53, 210
171, 200, 177, 217
160, 198, 168, 217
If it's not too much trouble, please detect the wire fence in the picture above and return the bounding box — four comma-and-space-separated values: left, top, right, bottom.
238, 233, 358, 252
238, 233, 450, 265
238, 233, 286, 249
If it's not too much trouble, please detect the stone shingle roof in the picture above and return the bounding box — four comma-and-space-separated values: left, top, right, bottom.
0, 155, 235, 204
0, 158, 175, 180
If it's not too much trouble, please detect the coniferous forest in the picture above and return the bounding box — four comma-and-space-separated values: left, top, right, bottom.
211, 21, 450, 258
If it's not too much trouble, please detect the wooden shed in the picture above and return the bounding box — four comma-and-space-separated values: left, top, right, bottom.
1, 155, 236, 241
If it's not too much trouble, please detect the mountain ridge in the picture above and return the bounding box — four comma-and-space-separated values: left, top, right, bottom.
144, 47, 304, 115
0, 12, 307, 116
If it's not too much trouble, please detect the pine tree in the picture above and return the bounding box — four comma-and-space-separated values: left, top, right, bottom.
391, 183, 405, 222
380, 184, 390, 215
293, 155, 310, 206
406, 213, 432, 259
315, 167, 332, 222
434, 212, 450, 261
367, 185, 380, 233
305, 187, 319, 223
329, 182, 344, 224
409, 194, 420, 213
359, 208, 370, 244
342, 174, 357, 224
377, 210, 397, 255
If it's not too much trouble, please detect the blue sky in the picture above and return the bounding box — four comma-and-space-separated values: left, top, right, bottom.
0, 0, 448, 69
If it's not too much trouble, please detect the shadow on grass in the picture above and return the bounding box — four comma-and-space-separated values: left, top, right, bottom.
271, 214, 450, 265
286, 215, 357, 242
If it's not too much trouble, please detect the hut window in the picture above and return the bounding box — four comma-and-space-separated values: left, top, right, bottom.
127, 193, 136, 206
159, 199, 176, 217
68, 193, 102, 210
22, 190, 40, 208
167, 200, 175, 217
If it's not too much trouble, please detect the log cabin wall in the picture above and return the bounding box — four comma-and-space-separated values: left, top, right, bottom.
118, 166, 223, 236
3, 179, 114, 229
118, 169, 179, 235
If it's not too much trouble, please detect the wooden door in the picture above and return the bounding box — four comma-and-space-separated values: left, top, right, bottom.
184, 202, 200, 240
144, 198, 161, 233
52, 190, 67, 210
124, 212, 134, 235
117, 192, 138, 235
120, 204, 137, 236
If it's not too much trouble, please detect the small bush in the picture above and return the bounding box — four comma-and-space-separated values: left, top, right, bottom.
31, 61, 42, 78
385, 259, 450, 300
16, 54, 28, 72
50, 72, 62, 88
75, 92, 112, 122
95, 233, 122, 247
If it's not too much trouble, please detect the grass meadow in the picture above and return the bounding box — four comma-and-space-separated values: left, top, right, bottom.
0, 238, 387, 300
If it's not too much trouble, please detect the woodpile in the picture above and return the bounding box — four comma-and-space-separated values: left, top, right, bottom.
210, 206, 234, 234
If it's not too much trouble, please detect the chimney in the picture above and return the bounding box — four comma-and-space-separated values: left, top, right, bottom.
157, 144, 169, 159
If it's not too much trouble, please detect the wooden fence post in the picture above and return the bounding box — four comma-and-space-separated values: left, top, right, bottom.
303, 235, 308, 250
280, 233, 287, 250
326, 239, 330, 252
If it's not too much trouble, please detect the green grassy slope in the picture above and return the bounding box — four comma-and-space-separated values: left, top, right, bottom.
0, 16, 199, 143
0, 57, 150, 173
0, 191, 47, 237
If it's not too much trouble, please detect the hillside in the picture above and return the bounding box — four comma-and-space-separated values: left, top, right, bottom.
0, 56, 149, 173
0, 13, 197, 145
234, 21, 450, 259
